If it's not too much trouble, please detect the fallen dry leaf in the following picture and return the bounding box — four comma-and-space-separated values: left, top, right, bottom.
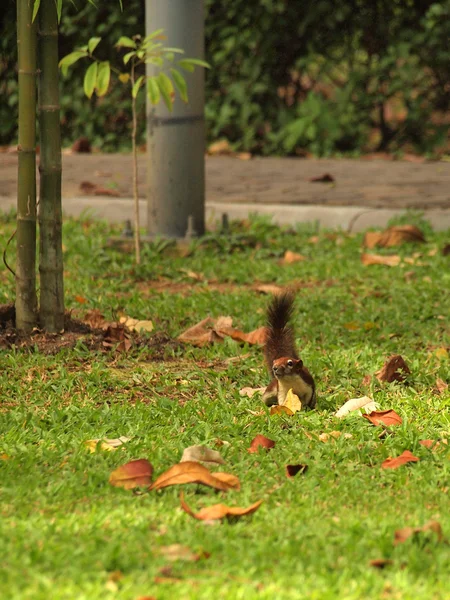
239, 386, 265, 398
270, 405, 294, 416
237, 152, 252, 160
434, 378, 448, 394
281, 388, 302, 413
319, 433, 329, 443
83, 308, 108, 329
158, 544, 209, 562
381, 450, 419, 469
434, 347, 449, 360
394, 521, 443, 545
419, 439, 437, 449
309, 173, 335, 183
85, 436, 130, 453
248, 434, 276, 453
363, 225, 425, 249
376, 355, 411, 383
119, 316, 154, 333
211, 472, 241, 490
180, 445, 225, 465
109, 459, 153, 489
103, 323, 132, 352
442, 243, 450, 256
369, 558, 393, 569
180, 493, 262, 521
363, 409, 402, 427
361, 253, 401, 267
281, 250, 307, 264
335, 396, 378, 418
285, 464, 308, 478
177, 317, 226, 347
216, 325, 267, 345
208, 139, 232, 155
253, 284, 285, 295
149, 461, 237, 492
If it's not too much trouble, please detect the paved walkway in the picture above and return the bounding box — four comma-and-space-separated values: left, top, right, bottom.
1, 154, 450, 231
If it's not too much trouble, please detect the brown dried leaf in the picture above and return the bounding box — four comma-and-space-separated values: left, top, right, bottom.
211, 472, 241, 490
394, 521, 443, 545
434, 378, 448, 394
253, 284, 285, 295
281, 250, 307, 264
180, 445, 225, 465
83, 308, 108, 329
363, 409, 402, 427
85, 436, 130, 453
177, 317, 225, 347
158, 544, 209, 562
208, 139, 232, 155
285, 464, 308, 478
369, 558, 394, 569
309, 173, 335, 183
248, 434, 276, 453
109, 459, 153, 489
149, 461, 236, 492
119, 316, 154, 333
361, 253, 401, 267
381, 450, 419, 469
364, 225, 425, 248
376, 355, 411, 383
217, 326, 267, 345
419, 439, 437, 449
180, 493, 263, 521
442, 243, 450, 256
270, 405, 294, 416
239, 386, 265, 398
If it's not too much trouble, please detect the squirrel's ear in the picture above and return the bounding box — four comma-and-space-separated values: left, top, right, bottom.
297, 359, 304, 368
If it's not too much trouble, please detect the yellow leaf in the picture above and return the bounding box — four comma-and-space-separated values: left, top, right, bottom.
344, 321, 359, 331
85, 436, 130, 453
119, 73, 130, 83
270, 405, 294, 416
435, 347, 448, 360
282, 388, 302, 413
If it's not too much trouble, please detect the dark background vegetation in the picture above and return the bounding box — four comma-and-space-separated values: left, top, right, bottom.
1, 0, 449, 156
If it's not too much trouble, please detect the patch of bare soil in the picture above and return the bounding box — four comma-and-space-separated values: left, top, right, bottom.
0, 304, 177, 357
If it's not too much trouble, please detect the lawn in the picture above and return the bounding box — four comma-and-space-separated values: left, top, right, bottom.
0, 213, 449, 600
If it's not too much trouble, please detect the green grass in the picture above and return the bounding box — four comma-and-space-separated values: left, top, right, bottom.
0, 213, 449, 600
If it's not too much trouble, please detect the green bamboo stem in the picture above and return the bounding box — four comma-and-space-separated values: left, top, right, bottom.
15, 0, 38, 331
38, 0, 64, 332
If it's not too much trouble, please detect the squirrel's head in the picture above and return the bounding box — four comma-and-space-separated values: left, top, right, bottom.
272, 357, 304, 379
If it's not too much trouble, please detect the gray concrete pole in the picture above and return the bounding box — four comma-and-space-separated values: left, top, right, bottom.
145, 0, 205, 238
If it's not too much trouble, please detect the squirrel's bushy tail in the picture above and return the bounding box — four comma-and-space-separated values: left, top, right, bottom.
264, 292, 298, 370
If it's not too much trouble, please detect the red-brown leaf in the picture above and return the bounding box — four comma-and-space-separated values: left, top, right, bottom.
248, 434, 276, 453
109, 459, 153, 489
285, 464, 308, 478
394, 521, 443, 545
180, 493, 263, 521
363, 409, 402, 427
149, 461, 238, 492
381, 450, 419, 470
309, 173, 335, 183
376, 355, 411, 383
369, 558, 394, 569
216, 325, 267, 345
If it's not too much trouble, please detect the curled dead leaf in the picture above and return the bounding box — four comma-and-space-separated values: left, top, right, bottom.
363, 225, 425, 249
281, 250, 307, 265
361, 253, 401, 267
248, 434, 276, 453
280, 388, 302, 413
149, 461, 237, 492
335, 396, 378, 418
109, 459, 153, 489
270, 405, 294, 416
177, 317, 226, 347
180, 445, 225, 465
180, 492, 262, 521
285, 464, 308, 478
376, 355, 411, 383
381, 450, 419, 469
434, 378, 448, 394
216, 325, 267, 345
363, 409, 402, 427
239, 386, 265, 398
394, 521, 443, 545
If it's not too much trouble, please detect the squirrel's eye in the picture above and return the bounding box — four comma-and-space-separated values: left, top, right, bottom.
287, 360, 293, 367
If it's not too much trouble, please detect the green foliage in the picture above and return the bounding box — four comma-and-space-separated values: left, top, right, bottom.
2, 0, 449, 154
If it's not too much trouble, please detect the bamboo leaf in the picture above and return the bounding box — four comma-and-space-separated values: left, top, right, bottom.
123, 51, 135, 65
132, 75, 145, 99
116, 36, 136, 49
56, 0, 63, 22
143, 29, 165, 43
96, 61, 111, 96
147, 77, 160, 105
170, 68, 188, 102
88, 37, 102, 55
146, 56, 164, 67
163, 47, 185, 54
178, 58, 210, 70
59, 51, 88, 77
157, 72, 174, 111
32, 0, 41, 22
178, 59, 195, 73
84, 62, 98, 99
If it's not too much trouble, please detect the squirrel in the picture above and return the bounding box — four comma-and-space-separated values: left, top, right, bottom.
261, 292, 316, 408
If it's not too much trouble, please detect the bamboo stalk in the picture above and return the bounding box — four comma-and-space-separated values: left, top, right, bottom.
131, 60, 141, 264
15, 0, 38, 331
38, 0, 64, 331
